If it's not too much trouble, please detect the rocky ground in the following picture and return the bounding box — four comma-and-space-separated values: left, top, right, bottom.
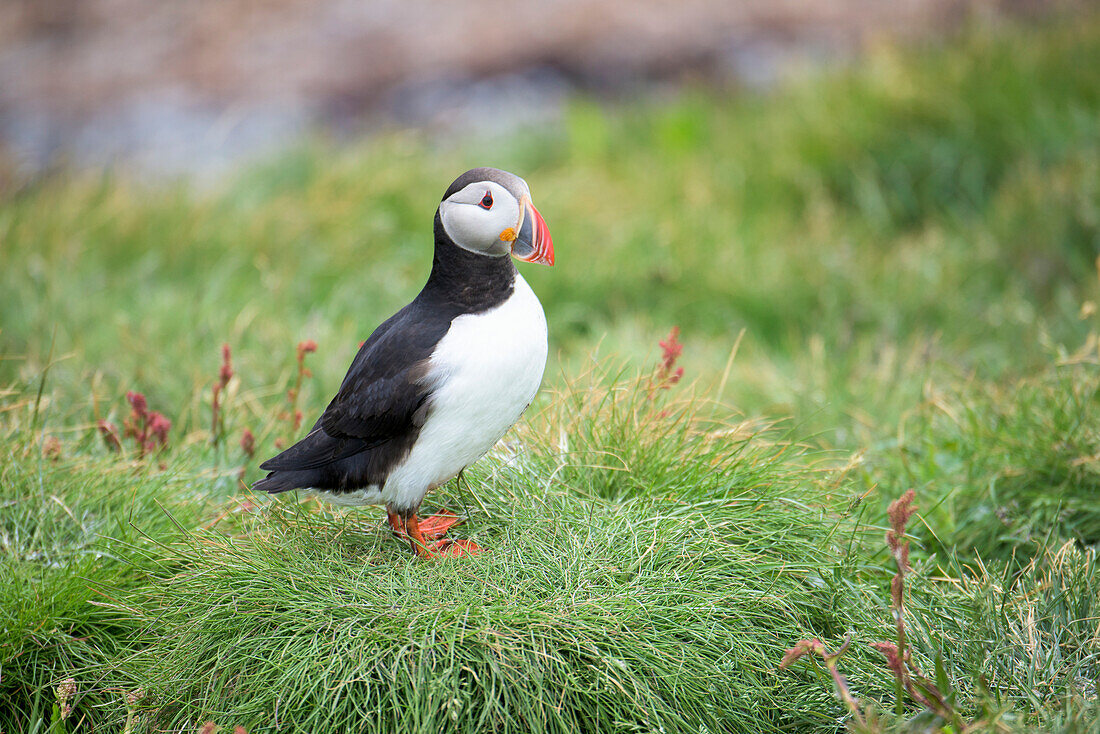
0, 0, 1081, 176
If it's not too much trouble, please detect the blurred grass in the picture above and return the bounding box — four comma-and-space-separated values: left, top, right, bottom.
4, 19, 1099, 422
2, 13, 1100, 734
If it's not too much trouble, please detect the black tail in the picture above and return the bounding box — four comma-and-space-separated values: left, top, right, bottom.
251, 472, 302, 494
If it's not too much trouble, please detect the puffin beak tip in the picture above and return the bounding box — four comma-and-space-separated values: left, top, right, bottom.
512, 199, 554, 266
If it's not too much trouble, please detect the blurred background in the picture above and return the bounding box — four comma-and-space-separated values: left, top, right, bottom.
1, 0, 1085, 180
3, 0, 1099, 435
0, 0, 1097, 440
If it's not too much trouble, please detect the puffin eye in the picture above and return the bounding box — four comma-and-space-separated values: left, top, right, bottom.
479, 191, 493, 209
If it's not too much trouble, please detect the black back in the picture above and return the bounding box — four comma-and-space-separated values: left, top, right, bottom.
252, 208, 516, 505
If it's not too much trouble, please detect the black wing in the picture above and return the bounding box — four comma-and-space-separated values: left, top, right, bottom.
255, 301, 450, 487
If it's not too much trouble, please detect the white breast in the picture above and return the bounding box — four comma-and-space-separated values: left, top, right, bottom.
382, 274, 547, 511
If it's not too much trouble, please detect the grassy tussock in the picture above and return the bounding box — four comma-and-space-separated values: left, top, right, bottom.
6, 375, 885, 733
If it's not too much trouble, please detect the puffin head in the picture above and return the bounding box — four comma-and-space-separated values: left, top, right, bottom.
438, 167, 554, 266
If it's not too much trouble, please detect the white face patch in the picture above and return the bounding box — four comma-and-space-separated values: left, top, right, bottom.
439, 181, 523, 256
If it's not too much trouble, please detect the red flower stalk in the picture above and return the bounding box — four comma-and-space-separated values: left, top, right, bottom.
240, 428, 255, 458
219, 343, 234, 389
781, 490, 962, 728
237, 427, 257, 490
887, 489, 917, 561
297, 339, 317, 363
659, 326, 683, 372
126, 391, 147, 419
869, 640, 939, 714
211, 344, 235, 446
284, 340, 317, 437
871, 491, 959, 723
122, 392, 147, 444
778, 638, 824, 669
884, 490, 916, 652
870, 641, 902, 669
870, 641, 910, 696
869, 489, 963, 723
647, 326, 685, 400
122, 391, 171, 457
779, 636, 864, 724
148, 412, 171, 447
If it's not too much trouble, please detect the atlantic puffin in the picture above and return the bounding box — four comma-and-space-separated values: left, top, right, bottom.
253, 168, 554, 558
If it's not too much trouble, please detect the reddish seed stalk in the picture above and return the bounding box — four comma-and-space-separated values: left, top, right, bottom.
240, 428, 255, 458
779, 636, 866, 726
647, 326, 685, 401
825, 655, 862, 718
211, 343, 234, 446
885, 490, 917, 657
283, 340, 316, 435
781, 489, 962, 729
237, 427, 256, 489
873, 490, 960, 723
122, 391, 171, 457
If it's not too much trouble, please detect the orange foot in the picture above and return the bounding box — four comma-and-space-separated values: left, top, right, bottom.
402, 513, 482, 559
429, 538, 483, 558
417, 511, 464, 540
387, 510, 463, 540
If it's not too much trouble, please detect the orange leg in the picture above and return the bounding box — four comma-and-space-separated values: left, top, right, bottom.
404, 513, 433, 559
387, 510, 406, 537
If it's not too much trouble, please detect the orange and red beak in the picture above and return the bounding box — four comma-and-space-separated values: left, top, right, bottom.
511, 197, 554, 266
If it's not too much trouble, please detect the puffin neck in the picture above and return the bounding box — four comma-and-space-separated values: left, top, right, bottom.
422, 210, 517, 314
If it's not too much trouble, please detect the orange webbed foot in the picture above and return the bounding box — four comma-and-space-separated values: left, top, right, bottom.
430, 538, 484, 558
404, 513, 482, 559
417, 510, 464, 540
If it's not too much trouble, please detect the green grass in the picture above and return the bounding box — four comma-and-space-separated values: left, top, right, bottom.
3, 14, 1100, 733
